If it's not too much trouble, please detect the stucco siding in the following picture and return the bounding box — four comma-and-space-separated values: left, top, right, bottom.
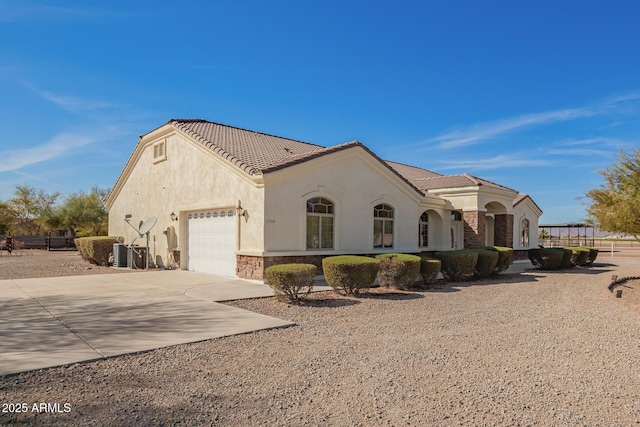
108, 132, 264, 267
262, 149, 448, 254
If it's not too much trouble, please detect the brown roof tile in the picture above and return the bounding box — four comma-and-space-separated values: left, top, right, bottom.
170, 119, 324, 175
169, 119, 442, 199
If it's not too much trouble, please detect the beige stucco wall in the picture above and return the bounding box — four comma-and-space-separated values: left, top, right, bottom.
260, 148, 451, 255
513, 198, 541, 249
107, 128, 264, 267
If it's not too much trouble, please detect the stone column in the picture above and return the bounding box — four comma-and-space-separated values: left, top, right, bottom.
494, 214, 514, 248
463, 211, 486, 248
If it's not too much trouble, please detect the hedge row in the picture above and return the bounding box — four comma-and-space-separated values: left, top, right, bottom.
75, 236, 124, 266
434, 246, 514, 281
528, 247, 598, 270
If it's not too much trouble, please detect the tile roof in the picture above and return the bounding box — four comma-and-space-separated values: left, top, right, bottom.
514, 194, 543, 213
168, 119, 441, 199
170, 119, 325, 175
384, 161, 443, 180
385, 159, 517, 193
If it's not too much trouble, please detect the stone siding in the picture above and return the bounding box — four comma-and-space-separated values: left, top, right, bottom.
463, 211, 486, 247
494, 214, 514, 248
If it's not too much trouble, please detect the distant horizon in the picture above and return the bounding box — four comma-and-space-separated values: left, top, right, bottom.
2, 1, 639, 224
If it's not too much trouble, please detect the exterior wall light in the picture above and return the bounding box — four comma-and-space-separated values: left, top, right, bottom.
170, 212, 178, 222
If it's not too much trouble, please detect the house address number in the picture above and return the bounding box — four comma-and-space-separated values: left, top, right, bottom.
265, 219, 276, 224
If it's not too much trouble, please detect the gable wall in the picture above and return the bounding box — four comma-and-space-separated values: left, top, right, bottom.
108, 132, 264, 267
260, 149, 450, 255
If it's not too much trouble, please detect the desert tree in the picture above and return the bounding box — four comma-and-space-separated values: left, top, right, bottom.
44, 187, 110, 238
584, 147, 640, 242
6, 186, 60, 235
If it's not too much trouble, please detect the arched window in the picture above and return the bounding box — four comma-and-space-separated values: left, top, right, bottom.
521, 218, 530, 247
419, 211, 429, 247
306, 197, 334, 249
374, 204, 394, 248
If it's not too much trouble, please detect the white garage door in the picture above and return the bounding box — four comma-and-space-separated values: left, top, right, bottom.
187, 209, 237, 277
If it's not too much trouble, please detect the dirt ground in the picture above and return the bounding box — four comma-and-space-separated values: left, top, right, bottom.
0, 250, 146, 280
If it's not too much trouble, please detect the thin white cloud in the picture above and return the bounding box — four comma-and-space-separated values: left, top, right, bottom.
21, 81, 119, 112
0, 1, 122, 22
426, 92, 640, 150
436, 153, 553, 171
0, 133, 95, 173
546, 148, 615, 157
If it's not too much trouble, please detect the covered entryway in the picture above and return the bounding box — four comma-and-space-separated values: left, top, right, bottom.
187, 209, 237, 276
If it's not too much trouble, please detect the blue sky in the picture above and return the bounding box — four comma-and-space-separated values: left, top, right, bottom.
1, 1, 639, 224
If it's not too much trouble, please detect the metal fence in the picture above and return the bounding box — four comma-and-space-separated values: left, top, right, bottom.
0, 235, 76, 253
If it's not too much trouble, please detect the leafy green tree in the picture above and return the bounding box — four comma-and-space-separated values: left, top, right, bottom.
585, 148, 640, 242
45, 188, 109, 237
6, 186, 60, 235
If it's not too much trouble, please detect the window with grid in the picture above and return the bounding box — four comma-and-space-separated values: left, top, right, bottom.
419, 211, 429, 247
521, 218, 530, 247
306, 197, 334, 249
374, 204, 394, 248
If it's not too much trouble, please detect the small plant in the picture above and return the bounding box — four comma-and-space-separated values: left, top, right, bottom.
528, 248, 564, 270
376, 253, 421, 290
322, 255, 379, 295
469, 248, 499, 279
75, 236, 124, 266
435, 250, 478, 281
419, 258, 441, 287
265, 263, 316, 302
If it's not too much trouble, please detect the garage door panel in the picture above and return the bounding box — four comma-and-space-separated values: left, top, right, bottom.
187, 209, 237, 277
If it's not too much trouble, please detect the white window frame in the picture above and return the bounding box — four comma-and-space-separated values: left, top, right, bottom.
306, 197, 335, 250
419, 211, 429, 248
374, 204, 394, 249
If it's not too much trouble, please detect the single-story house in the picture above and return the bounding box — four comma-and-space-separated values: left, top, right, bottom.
106, 119, 542, 279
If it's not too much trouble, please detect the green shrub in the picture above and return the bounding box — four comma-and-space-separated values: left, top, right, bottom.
420, 258, 441, 287
469, 248, 499, 279
435, 250, 478, 281
265, 264, 316, 302
565, 246, 590, 266
528, 248, 564, 270
322, 256, 379, 295
554, 248, 574, 268
376, 253, 421, 290
585, 247, 599, 265
473, 246, 513, 274
75, 236, 124, 266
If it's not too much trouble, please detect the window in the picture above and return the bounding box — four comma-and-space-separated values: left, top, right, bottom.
451, 211, 462, 221
419, 211, 429, 247
306, 197, 334, 249
521, 218, 530, 247
153, 140, 167, 163
374, 204, 394, 248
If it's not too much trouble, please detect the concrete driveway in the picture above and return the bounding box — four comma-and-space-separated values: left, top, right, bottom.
0, 271, 298, 376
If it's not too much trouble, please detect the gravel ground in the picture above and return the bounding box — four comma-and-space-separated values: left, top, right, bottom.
1, 253, 640, 426
0, 250, 145, 280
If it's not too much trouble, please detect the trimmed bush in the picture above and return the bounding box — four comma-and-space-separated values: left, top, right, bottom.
554, 248, 574, 269
75, 236, 124, 266
435, 250, 478, 281
565, 246, 590, 266
469, 248, 499, 279
585, 247, 599, 265
322, 255, 379, 295
376, 253, 421, 290
265, 263, 316, 302
528, 248, 564, 270
420, 258, 441, 287
473, 246, 513, 274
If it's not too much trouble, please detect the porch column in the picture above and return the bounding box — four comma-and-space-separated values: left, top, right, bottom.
463, 210, 486, 248
494, 214, 514, 248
